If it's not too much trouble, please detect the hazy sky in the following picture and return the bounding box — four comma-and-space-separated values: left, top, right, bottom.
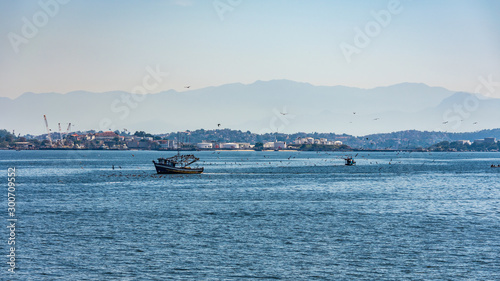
1, 0, 499, 99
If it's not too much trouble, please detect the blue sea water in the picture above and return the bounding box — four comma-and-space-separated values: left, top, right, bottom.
1, 150, 499, 280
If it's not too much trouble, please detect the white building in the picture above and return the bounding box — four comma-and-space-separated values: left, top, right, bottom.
221, 143, 239, 149
238, 143, 252, 149
159, 140, 176, 149
197, 142, 213, 149
274, 141, 287, 150
293, 137, 316, 145
263, 142, 275, 149
292, 137, 341, 146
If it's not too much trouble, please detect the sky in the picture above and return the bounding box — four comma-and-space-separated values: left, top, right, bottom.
1, 0, 499, 99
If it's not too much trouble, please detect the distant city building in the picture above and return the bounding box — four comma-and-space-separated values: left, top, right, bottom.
293, 137, 311, 145
274, 141, 286, 150
126, 141, 140, 149
474, 139, 485, 144
221, 143, 239, 149
123, 136, 135, 141
197, 142, 213, 149
293, 137, 341, 146
263, 142, 275, 149
69, 133, 85, 141
14, 142, 34, 150
237, 143, 252, 149
84, 134, 95, 140
457, 140, 472, 145
158, 140, 176, 149
94, 131, 124, 141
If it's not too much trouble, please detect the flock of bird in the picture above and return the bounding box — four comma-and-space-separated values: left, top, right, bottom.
169, 86, 484, 137
81, 150, 446, 180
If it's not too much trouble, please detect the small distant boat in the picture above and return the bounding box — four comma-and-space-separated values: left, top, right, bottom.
153, 154, 204, 174
343, 157, 356, 166
491, 164, 500, 168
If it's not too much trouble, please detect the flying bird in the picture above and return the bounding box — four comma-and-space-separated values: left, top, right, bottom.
184, 86, 190, 88
280, 112, 288, 115
217, 123, 221, 127
373, 118, 380, 121
473, 122, 478, 125
442, 121, 449, 124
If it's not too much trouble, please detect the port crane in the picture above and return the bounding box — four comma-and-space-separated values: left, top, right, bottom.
63, 123, 71, 145
66, 123, 72, 135
43, 115, 53, 146
58, 123, 62, 142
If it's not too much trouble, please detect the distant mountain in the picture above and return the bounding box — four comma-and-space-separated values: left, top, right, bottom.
1, 80, 499, 135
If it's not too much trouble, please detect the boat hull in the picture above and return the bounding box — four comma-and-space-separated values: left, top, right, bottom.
153, 162, 204, 174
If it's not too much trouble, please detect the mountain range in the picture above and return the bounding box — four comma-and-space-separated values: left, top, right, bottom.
1, 80, 499, 136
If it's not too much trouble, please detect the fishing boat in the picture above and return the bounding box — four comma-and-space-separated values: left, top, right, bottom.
152, 132, 204, 174
153, 154, 204, 174
343, 157, 356, 166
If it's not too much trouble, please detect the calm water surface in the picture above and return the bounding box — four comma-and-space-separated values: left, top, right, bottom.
1, 150, 499, 280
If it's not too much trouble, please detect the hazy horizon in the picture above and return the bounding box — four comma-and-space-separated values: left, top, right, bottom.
0, 80, 472, 99
2, 80, 499, 136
